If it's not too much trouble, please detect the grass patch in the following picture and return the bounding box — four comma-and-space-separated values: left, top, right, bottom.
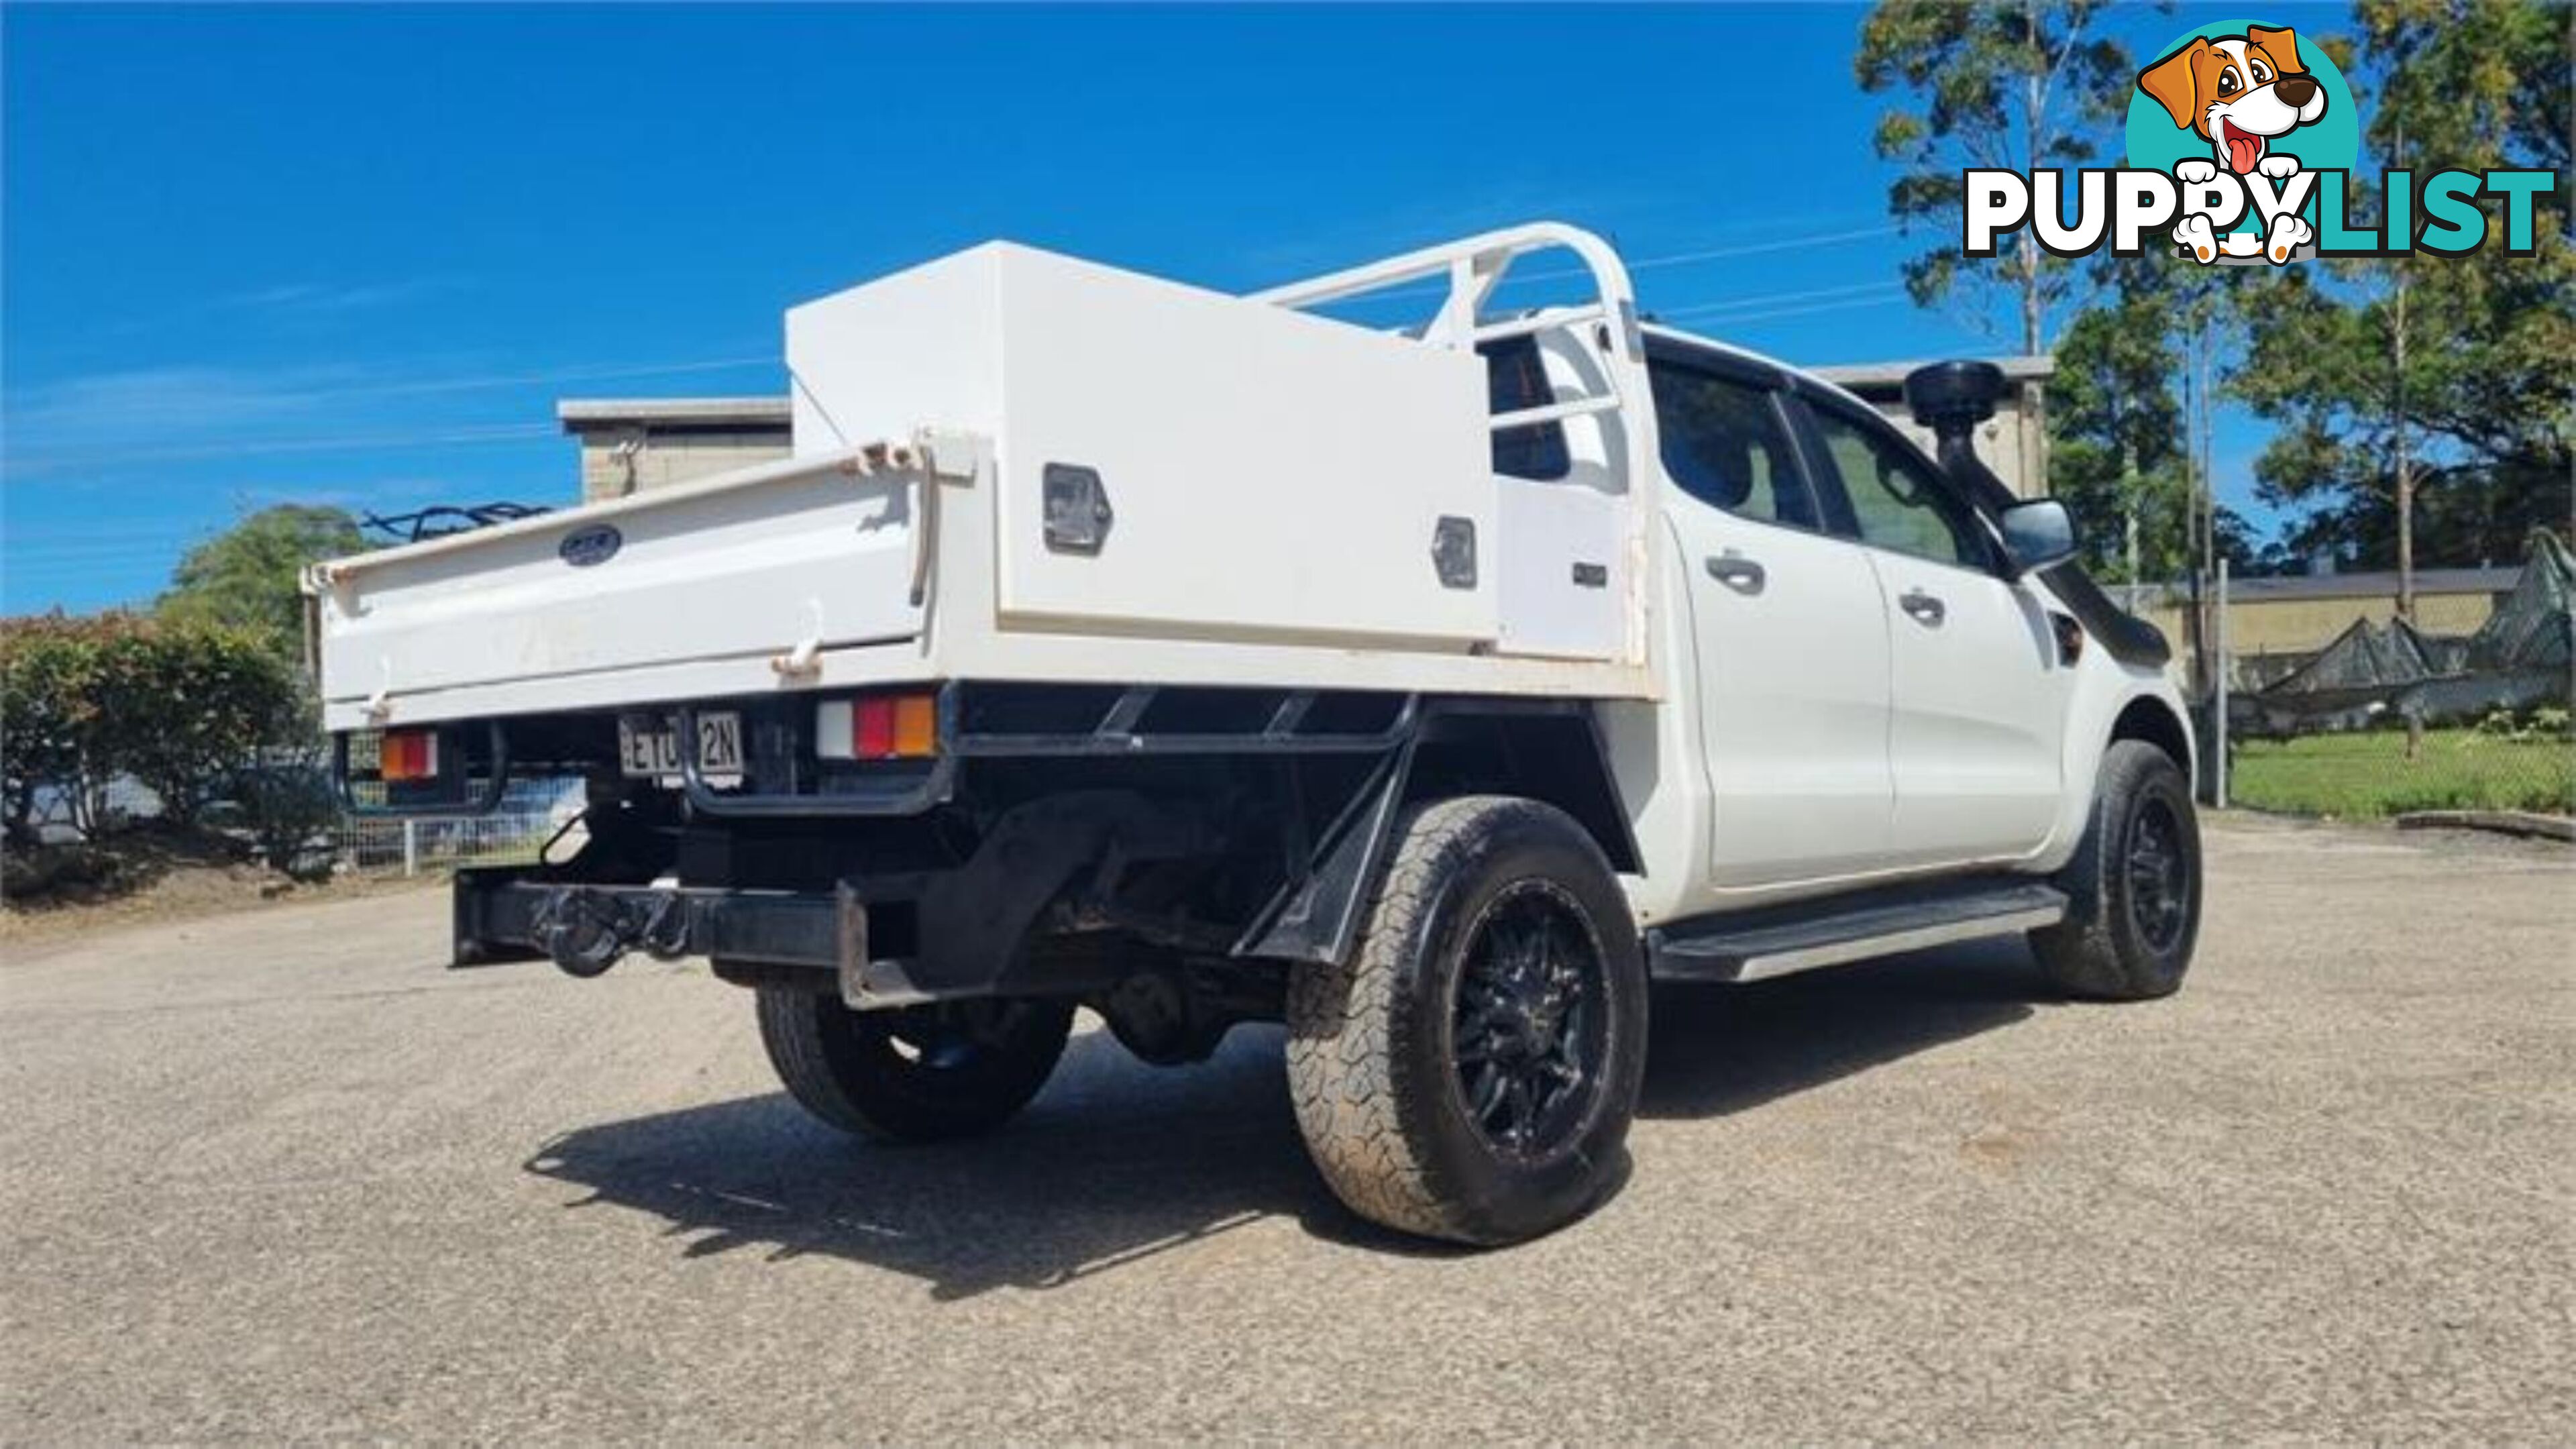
2231, 728, 2576, 820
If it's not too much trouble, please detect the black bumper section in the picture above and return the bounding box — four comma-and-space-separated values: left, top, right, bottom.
453, 869, 938, 1003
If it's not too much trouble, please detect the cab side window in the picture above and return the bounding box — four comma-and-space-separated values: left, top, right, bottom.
1479, 335, 1570, 480
1806, 407, 1988, 568
1648, 363, 1815, 529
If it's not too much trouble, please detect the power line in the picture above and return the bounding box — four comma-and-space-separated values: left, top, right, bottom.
1311, 222, 1905, 307
1669, 292, 1915, 327
295, 353, 776, 402
8, 225, 1921, 474
1611, 225, 1904, 276
1656, 281, 1906, 321
6, 422, 560, 474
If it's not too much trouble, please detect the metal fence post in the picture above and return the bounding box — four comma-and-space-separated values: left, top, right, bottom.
2214, 558, 2231, 810
402, 818, 419, 877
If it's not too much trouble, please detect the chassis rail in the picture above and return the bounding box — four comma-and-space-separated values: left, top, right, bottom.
445, 687, 1634, 996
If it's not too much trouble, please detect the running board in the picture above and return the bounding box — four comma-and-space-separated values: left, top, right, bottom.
1648, 879, 2068, 984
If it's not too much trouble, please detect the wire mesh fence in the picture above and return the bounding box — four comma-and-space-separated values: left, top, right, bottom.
333, 778, 587, 875
2186, 535, 2575, 823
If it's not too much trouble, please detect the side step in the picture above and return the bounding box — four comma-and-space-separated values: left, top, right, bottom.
1647, 878, 2068, 985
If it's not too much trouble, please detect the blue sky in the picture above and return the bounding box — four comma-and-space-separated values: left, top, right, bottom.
3, 3, 2300, 613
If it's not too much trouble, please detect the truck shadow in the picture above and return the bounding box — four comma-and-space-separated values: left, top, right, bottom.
1640, 936, 2041, 1118
525, 941, 2041, 1297
526, 1026, 1347, 1302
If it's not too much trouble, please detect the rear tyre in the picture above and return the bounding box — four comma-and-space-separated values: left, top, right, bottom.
754, 987, 1073, 1142
2031, 740, 2202, 1001
1286, 796, 1648, 1246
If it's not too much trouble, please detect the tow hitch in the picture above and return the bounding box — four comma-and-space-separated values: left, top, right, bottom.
529, 885, 691, 978
453, 872, 875, 990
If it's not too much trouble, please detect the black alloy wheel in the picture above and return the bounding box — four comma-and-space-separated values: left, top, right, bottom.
2031, 739, 2203, 1001
1450, 881, 1610, 1161
2124, 794, 2192, 954
1286, 796, 1648, 1246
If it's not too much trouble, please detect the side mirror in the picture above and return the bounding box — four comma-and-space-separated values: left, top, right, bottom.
1999, 498, 2077, 576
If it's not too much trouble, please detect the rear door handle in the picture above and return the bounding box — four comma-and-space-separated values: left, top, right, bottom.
1705, 553, 1766, 594
1898, 589, 1946, 626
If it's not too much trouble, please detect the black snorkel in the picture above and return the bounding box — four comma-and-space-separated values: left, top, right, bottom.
1902, 361, 2173, 669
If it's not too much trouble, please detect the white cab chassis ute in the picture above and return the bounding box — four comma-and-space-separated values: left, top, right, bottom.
312, 225, 2200, 1245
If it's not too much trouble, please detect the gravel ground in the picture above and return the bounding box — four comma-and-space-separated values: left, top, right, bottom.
2, 814, 2568, 1442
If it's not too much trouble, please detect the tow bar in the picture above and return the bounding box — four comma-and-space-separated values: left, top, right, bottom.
453, 873, 916, 1002
529, 885, 691, 977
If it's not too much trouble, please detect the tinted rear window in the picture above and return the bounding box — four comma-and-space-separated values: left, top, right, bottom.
1649, 363, 1816, 529
1480, 335, 1570, 480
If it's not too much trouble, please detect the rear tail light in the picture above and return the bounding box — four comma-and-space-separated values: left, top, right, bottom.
816, 691, 939, 761
380, 729, 440, 782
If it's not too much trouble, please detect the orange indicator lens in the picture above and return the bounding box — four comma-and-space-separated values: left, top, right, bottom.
381, 730, 439, 781
891, 693, 937, 757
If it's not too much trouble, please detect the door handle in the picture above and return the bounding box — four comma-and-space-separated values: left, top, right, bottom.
1898, 589, 1946, 626
1705, 553, 1766, 594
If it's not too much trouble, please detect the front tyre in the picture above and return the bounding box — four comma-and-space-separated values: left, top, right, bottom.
2031, 739, 2202, 1001
1286, 797, 1648, 1246
754, 988, 1073, 1142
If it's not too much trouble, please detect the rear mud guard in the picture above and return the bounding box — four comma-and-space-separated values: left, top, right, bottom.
1234, 700, 1638, 967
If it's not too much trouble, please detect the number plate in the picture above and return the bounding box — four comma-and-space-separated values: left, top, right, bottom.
619, 712, 743, 778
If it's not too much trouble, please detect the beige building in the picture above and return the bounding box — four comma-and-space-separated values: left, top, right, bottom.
559, 355, 2057, 504
2139, 568, 2524, 686
1808, 355, 2055, 500
557, 396, 792, 500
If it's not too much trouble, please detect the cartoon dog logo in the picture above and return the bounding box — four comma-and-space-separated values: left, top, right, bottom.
2137, 24, 2328, 263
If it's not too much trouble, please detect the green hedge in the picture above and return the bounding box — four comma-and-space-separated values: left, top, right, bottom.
1, 612, 308, 843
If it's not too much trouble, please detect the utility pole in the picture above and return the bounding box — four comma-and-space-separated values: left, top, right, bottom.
2021, 0, 2045, 360
2390, 121, 2423, 763
2122, 433, 2142, 614
2214, 557, 2231, 809
2198, 309, 2216, 600
2394, 275, 2415, 625
2391, 121, 2418, 627
2182, 303, 2212, 702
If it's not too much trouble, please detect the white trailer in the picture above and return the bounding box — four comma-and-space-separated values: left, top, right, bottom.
311, 224, 2201, 1246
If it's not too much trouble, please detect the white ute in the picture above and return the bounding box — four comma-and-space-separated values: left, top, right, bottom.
311, 223, 2201, 1244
